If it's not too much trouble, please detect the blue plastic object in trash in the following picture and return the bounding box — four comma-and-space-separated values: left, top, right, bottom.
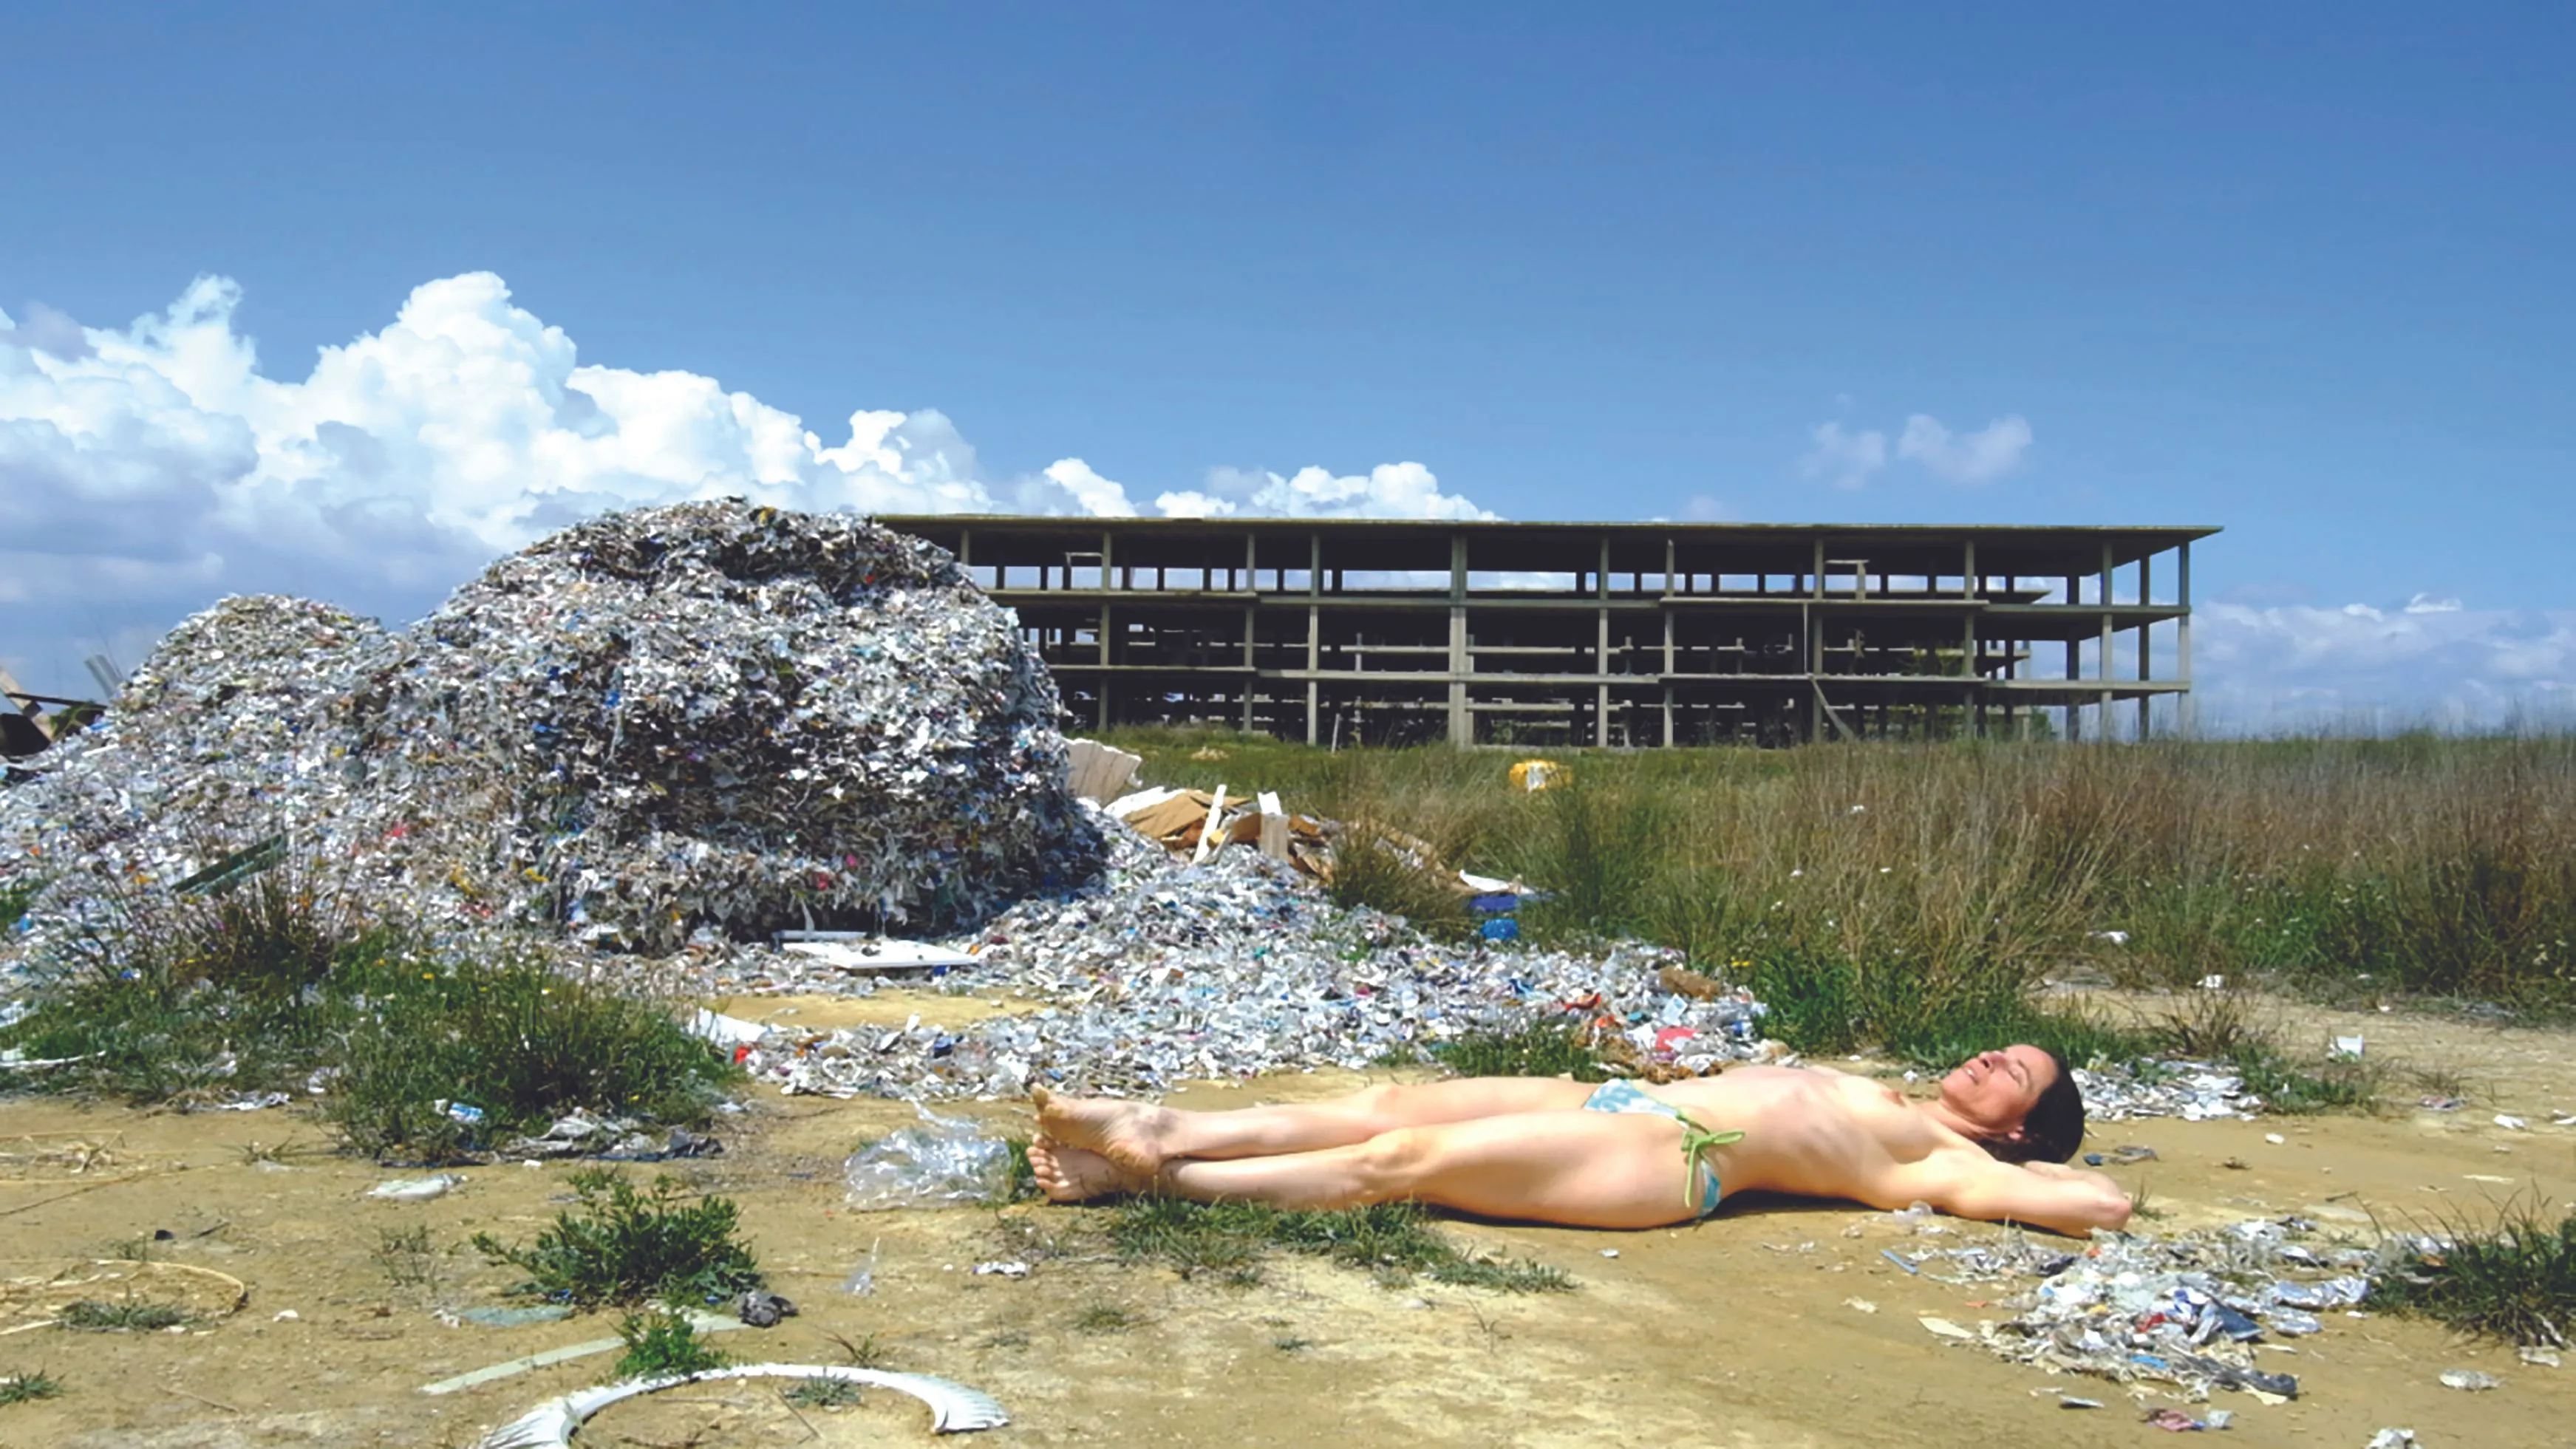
1479, 917, 1520, 942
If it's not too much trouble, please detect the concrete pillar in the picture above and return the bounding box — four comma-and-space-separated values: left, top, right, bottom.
2136, 550, 2153, 740
1449, 532, 1471, 746
2178, 541, 2195, 739
2099, 541, 2116, 740
1306, 533, 1322, 746
1595, 536, 1612, 747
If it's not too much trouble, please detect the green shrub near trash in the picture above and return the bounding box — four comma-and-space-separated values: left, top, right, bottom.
0, 870, 736, 1161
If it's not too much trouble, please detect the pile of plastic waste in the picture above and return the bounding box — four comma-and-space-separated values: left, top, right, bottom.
0, 501, 1099, 963
1902, 1216, 2379, 1402
723, 808, 1785, 1099
2071, 1060, 2258, 1122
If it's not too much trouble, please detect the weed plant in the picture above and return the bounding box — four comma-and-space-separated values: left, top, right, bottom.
323, 955, 734, 1160
608, 1308, 730, 1380
0, 865, 735, 1159
0, 877, 38, 932
2375, 1201, 2576, 1347
0, 1368, 64, 1405
55, 1299, 188, 1332
474, 1168, 763, 1309
782, 1378, 864, 1409
1428, 1022, 1611, 1081
1105, 730, 2576, 1026
1109, 1197, 1572, 1293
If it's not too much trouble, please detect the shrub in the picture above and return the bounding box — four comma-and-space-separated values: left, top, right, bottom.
474, 1169, 763, 1309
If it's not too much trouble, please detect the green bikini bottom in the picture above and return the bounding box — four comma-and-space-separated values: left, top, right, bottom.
1578, 1079, 1743, 1217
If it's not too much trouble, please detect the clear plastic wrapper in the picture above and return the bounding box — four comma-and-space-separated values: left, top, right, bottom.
842, 1106, 1018, 1210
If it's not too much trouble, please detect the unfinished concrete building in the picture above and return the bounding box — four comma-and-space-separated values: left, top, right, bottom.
878, 517, 2216, 747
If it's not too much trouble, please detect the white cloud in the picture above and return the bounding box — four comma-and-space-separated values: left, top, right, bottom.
1797, 422, 1887, 490
1683, 494, 1734, 522
1895, 413, 2032, 485
0, 273, 1495, 695
2192, 598, 2576, 731
1152, 462, 1493, 521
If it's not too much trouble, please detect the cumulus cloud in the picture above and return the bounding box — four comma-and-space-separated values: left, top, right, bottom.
0, 272, 1493, 695
1797, 423, 1888, 490
2192, 598, 2576, 731
1895, 413, 2032, 484
1152, 463, 1493, 521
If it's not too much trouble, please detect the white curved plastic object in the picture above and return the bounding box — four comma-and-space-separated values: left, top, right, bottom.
474, 1363, 1008, 1448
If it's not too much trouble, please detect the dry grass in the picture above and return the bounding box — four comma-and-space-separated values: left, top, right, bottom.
1108, 731, 2576, 1032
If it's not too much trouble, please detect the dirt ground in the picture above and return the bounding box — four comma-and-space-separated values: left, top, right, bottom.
3, 989, 2572, 1449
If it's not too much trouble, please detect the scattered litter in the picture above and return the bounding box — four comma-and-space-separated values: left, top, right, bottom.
1905, 1218, 2394, 1402
456, 1305, 574, 1328
2491, 1114, 2527, 1131
2518, 1346, 2560, 1368
2109, 1145, 2160, 1165
2146, 1407, 2222, 1431
2265, 1133, 2287, 1145
2365, 1432, 2416, 1449
1881, 1249, 1920, 1275
2328, 1036, 2365, 1060
1918, 1317, 1974, 1340
844, 1107, 1018, 1210
2439, 1368, 2501, 1391
468, 1364, 1007, 1447
1508, 760, 1570, 793
422, 1309, 747, 1395
271, 1309, 299, 1322
367, 1175, 462, 1203
2418, 1097, 2463, 1112
2091, 931, 2130, 946
1844, 1298, 1877, 1314
779, 938, 979, 975
735, 1289, 797, 1327
842, 1238, 882, 1296
495, 1111, 720, 1162
1598, 1249, 1620, 1259
2058, 1396, 2103, 1409
2077, 1062, 2260, 1122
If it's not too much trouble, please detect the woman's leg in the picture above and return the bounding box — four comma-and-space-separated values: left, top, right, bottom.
1036, 1077, 1596, 1173
1030, 1111, 1700, 1230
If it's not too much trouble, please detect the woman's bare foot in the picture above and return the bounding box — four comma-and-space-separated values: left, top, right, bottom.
1026, 1135, 1151, 1203
1033, 1086, 1181, 1176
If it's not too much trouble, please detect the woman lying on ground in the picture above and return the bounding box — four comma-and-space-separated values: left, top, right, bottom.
1028, 1046, 2131, 1236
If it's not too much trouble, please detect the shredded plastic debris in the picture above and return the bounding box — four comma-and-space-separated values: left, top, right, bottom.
0, 500, 1100, 972
719, 812, 1784, 1100
1910, 1217, 2390, 1402
2074, 1060, 2258, 1121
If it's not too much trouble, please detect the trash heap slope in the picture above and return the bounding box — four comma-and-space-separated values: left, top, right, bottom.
1, 501, 1100, 958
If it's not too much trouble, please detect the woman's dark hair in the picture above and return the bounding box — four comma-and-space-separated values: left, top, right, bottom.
1982, 1049, 2085, 1165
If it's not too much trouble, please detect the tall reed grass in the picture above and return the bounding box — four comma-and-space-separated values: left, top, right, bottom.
1108, 730, 2576, 1051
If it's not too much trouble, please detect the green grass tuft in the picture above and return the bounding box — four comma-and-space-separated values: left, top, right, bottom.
781, 1377, 863, 1409
322, 955, 736, 1161
2375, 1201, 2576, 1347
473, 1168, 763, 1309
0, 1368, 64, 1405
0, 873, 736, 1160
56, 1299, 188, 1332
608, 1308, 730, 1380
1108, 1197, 1572, 1294
1429, 1021, 1611, 1082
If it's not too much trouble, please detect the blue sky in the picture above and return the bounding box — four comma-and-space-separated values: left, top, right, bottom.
4, 3, 2571, 727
